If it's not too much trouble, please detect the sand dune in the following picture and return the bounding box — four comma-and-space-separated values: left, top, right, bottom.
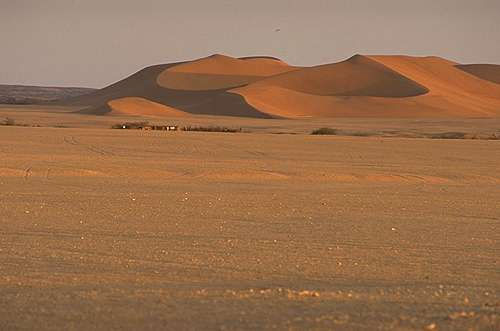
232, 55, 500, 118
68, 57, 271, 118
107, 97, 188, 117
60, 53, 500, 119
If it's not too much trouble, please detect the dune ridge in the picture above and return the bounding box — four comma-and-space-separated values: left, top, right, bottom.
157, 54, 297, 91
59, 53, 500, 119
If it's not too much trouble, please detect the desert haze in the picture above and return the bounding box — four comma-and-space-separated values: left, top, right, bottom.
0, 53, 499, 330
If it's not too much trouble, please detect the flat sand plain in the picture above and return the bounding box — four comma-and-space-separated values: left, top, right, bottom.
0, 107, 499, 330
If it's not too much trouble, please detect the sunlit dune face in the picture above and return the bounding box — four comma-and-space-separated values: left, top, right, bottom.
107, 97, 188, 117
369, 55, 500, 98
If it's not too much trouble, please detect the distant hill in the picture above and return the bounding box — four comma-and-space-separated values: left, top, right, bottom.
53, 54, 500, 118
0, 85, 96, 105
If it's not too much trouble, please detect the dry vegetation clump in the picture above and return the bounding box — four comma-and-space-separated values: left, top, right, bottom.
489, 133, 500, 140
475, 132, 500, 140
111, 121, 149, 129
182, 126, 242, 133
1, 117, 16, 126
311, 127, 338, 135
350, 131, 377, 137
427, 131, 500, 140
429, 132, 468, 139
111, 122, 242, 133
0, 117, 38, 127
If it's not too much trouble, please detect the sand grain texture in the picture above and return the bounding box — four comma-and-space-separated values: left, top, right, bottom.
0, 123, 499, 330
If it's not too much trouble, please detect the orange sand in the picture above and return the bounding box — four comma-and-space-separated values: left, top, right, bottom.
107, 97, 188, 117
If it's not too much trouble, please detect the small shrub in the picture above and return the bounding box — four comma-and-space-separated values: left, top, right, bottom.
111, 121, 149, 129
486, 133, 500, 140
311, 127, 338, 135
1, 117, 15, 126
429, 132, 467, 139
350, 131, 376, 137
182, 126, 242, 133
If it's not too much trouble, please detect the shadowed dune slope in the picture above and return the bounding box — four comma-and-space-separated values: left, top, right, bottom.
456, 64, 500, 84
60, 53, 500, 119
66, 63, 178, 108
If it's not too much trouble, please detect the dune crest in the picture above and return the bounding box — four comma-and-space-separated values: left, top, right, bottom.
167, 54, 294, 76
157, 54, 296, 91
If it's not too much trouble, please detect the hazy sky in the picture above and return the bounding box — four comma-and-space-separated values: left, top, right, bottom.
1, 0, 499, 88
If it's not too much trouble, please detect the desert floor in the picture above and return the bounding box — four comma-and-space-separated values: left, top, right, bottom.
0, 106, 499, 330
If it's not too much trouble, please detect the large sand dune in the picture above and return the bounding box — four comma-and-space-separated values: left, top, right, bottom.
60, 54, 500, 118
